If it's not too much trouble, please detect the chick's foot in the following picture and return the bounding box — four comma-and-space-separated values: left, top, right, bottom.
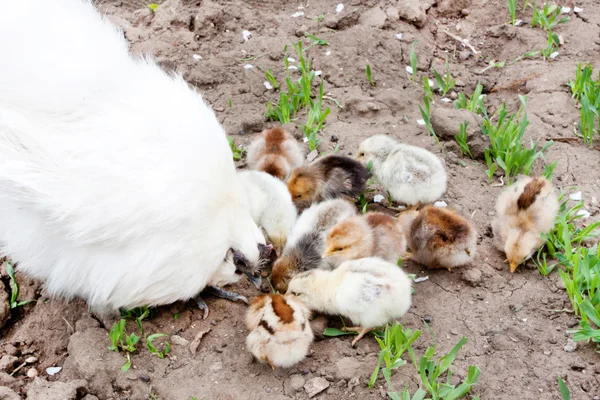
342, 326, 373, 347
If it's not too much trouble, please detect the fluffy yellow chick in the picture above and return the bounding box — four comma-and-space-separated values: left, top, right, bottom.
356, 135, 447, 208
245, 293, 313, 369
322, 212, 407, 265
397, 205, 477, 271
287, 257, 412, 347
492, 176, 559, 273
246, 127, 304, 181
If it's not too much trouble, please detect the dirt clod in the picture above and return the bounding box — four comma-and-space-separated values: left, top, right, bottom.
26, 377, 87, 400
304, 377, 330, 398
0, 387, 20, 400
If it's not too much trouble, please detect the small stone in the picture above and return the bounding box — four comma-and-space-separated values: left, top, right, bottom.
347, 376, 360, 391
461, 268, 482, 285
564, 338, 578, 353
139, 374, 151, 383
450, 329, 458, 335
449, 91, 458, 100
556, 279, 566, 290
549, 337, 558, 344
461, 8, 470, 16
335, 357, 363, 380
265, 386, 271, 393
289, 375, 306, 391
359, 6, 387, 28
458, 51, 471, 61
4, 345, 18, 357
26, 368, 38, 379
306, 149, 319, 163
0, 356, 18, 373
567, 318, 579, 328
209, 361, 223, 373
397, 0, 427, 27
570, 357, 586, 371
423, 315, 433, 324
170, 335, 189, 346
386, 6, 400, 21
330, 135, 339, 143
295, 25, 308, 37
304, 377, 330, 398
25, 357, 38, 364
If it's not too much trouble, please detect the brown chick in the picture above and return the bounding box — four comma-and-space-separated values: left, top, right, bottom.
491, 176, 559, 273
287, 155, 370, 211
322, 212, 407, 266
246, 293, 313, 369
397, 205, 477, 271
246, 127, 304, 181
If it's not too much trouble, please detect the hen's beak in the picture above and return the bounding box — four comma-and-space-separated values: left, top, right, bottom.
245, 272, 263, 289
509, 262, 519, 273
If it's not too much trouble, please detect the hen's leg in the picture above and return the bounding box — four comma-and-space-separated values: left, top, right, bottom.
194, 296, 210, 320
205, 285, 249, 304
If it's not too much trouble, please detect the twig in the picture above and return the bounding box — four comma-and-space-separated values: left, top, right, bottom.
491, 176, 505, 187
547, 137, 580, 143
490, 72, 543, 92
441, 30, 479, 55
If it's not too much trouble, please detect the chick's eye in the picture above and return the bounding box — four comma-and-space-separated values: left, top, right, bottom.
335, 247, 344, 252
296, 194, 302, 198
359, 152, 364, 157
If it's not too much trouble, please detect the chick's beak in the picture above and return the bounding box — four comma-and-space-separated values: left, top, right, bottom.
322, 247, 334, 258
509, 261, 519, 273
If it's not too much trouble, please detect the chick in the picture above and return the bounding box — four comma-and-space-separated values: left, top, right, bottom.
271, 199, 356, 292
287, 257, 412, 347
246, 293, 313, 369
492, 176, 559, 273
238, 170, 297, 251
246, 127, 304, 181
356, 135, 447, 207
396, 205, 477, 271
322, 212, 407, 266
287, 155, 370, 211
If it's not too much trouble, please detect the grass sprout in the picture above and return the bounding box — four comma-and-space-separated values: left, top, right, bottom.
567, 63, 600, 144
510, 50, 540, 65
558, 377, 570, 400
265, 69, 279, 90
410, 41, 418, 82
366, 64, 375, 86
4, 261, 36, 309
147, 3, 158, 12
455, 122, 473, 158
228, 137, 245, 161
433, 59, 455, 97
454, 83, 486, 117
530, 2, 569, 31
146, 333, 171, 359
541, 31, 561, 60
368, 323, 481, 399
481, 95, 553, 184
507, 0, 517, 25
419, 93, 439, 144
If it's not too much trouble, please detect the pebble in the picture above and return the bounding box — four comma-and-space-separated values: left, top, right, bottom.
209, 362, 223, 373
4, 346, 18, 357
347, 376, 360, 391
423, 315, 433, 324
139, 375, 151, 383
570, 357, 586, 371
461, 268, 482, 285
306, 149, 319, 163
26, 368, 38, 379
564, 338, 578, 352
449, 91, 458, 100
461, 9, 470, 16
567, 318, 579, 328
25, 357, 37, 364
0, 356, 18, 373
289, 375, 306, 391
330, 135, 339, 143
265, 386, 271, 393
450, 329, 458, 335
304, 377, 330, 398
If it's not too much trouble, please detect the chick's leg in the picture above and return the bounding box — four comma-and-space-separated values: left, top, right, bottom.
342, 326, 373, 347
205, 286, 249, 305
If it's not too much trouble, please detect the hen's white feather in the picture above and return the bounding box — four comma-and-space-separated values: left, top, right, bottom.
0, 0, 264, 313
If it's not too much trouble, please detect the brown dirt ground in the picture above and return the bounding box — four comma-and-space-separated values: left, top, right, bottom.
1, 0, 600, 399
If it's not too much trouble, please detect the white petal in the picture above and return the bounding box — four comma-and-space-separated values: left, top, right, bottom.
46, 367, 62, 376
514, 19, 523, 26
325, 50, 331, 56
441, 98, 451, 103
395, 33, 403, 40
405, 66, 414, 74
434, 201, 448, 208
291, 11, 304, 17
561, 6, 571, 13
287, 57, 296, 62
288, 65, 298, 71
577, 209, 591, 219
192, 54, 202, 61
373, 194, 385, 203
314, 70, 322, 76
569, 191, 582, 201
550, 51, 559, 59
414, 276, 429, 283
303, 137, 309, 143
479, 94, 486, 100
416, 119, 425, 125
243, 64, 254, 69
336, 3, 344, 13
574, 6, 583, 13
242, 30, 252, 42
264, 81, 273, 90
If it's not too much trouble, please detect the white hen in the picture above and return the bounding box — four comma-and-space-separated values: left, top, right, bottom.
0, 0, 266, 315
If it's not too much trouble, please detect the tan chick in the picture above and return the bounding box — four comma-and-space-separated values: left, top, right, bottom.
322, 212, 407, 266
246, 127, 304, 181
287, 257, 412, 347
246, 293, 313, 369
492, 176, 559, 273
356, 135, 447, 208
287, 155, 370, 211
397, 205, 477, 271
271, 199, 356, 293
